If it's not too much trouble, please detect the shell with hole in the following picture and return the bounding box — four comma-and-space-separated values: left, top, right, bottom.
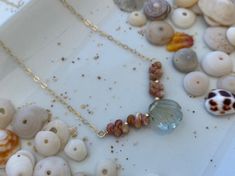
12, 105, 50, 139
34, 131, 61, 156
201, 51, 233, 77
5, 150, 35, 176
64, 139, 88, 162
0, 98, 15, 129
43, 119, 70, 150
96, 159, 117, 176
33, 156, 71, 176
198, 0, 235, 26
0, 129, 20, 168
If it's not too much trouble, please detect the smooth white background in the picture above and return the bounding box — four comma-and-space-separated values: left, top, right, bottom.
0, 0, 235, 175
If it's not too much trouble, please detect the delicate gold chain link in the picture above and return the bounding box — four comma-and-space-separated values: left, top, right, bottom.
0, 40, 107, 138
59, 0, 154, 63
0, 0, 157, 138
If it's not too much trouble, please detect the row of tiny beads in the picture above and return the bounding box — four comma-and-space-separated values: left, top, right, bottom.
106, 61, 164, 137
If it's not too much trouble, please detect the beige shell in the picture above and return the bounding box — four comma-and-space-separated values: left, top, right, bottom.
198, 0, 235, 26
6, 151, 34, 176
33, 156, 71, 176
175, 0, 198, 8
64, 139, 88, 162
0, 129, 20, 168
204, 27, 235, 54
15, 150, 36, 166
203, 15, 220, 27
171, 8, 196, 29
34, 131, 61, 156
128, 11, 147, 27
201, 51, 233, 77
226, 27, 235, 46
145, 21, 174, 45
183, 71, 210, 96
12, 105, 49, 139
0, 99, 15, 129
43, 119, 70, 150
190, 3, 203, 15
96, 159, 117, 176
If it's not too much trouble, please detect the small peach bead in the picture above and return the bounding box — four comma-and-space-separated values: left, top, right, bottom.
113, 126, 122, 137
127, 115, 135, 127
106, 123, 115, 134
141, 115, 150, 126
134, 114, 142, 129
121, 122, 130, 134
115, 119, 123, 128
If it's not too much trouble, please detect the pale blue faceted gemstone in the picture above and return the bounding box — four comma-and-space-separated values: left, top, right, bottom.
149, 99, 183, 132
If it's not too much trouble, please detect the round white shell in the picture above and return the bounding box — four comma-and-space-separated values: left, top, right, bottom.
6, 153, 34, 176
171, 8, 196, 29
183, 71, 210, 96
33, 156, 71, 176
175, 0, 198, 8
201, 51, 233, 77
15, 150, 36, 166
34, 131, 61, 156
12, 105, 49, 139
128, 11, 147, 27
226, 27, 235, 46
64, 139, 88, 162
0, 99, 15, 129
96, 159, 117, 176
217, 75, 235, 94
43, 119, 70, 149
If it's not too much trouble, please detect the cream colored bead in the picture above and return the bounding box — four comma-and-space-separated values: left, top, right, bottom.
171, 8, 196, 29
128, 11, 147, 27
226, 27, 235, 46
34, 131, 61, 156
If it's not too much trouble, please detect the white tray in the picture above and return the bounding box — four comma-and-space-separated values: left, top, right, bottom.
0, 0, 235, 175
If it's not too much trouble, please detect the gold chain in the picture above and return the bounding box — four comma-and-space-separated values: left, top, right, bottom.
0, 0, 157, 138
59, 0, 154, 63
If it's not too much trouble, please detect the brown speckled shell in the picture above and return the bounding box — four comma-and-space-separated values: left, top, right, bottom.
144, 0, 171, 20
0, 129, 20, 168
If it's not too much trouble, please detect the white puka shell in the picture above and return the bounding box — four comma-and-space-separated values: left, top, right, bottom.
201, 51, 233, 77
34, 131, 61, 156
226, 27, 235, 46
33, 156, 71, 176
43, 119, 70, 149
183, 71, 209, 97
171, 8, 196, 29
0, 99, 15, 129
6, 153, 34, 176
217, 75, 235, 94
12, 105, 49, 139
64, 139, 88, 162
128, 11, 147, 27
96, 159, 117, 176
15, 150, 36, 166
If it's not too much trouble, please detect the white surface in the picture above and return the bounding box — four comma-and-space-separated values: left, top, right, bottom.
0, 0, 234, 175
0, 0, 31, 26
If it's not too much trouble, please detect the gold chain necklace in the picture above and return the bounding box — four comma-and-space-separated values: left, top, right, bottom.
0, 0, 183, 138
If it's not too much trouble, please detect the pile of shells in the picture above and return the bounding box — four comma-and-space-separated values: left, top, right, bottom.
0, 100, 118, 175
